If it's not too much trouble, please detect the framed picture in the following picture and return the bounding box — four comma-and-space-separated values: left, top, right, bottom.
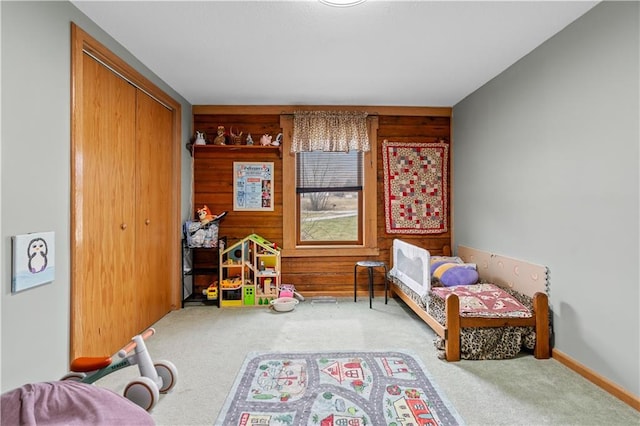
12, 231, 55, 293
233, 162, 274, 211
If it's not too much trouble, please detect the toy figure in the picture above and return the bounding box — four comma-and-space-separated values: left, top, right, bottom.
213, 126, 226, 145
197, 205, 227, 224
194, 131, 206, 145
272, 133, 283, 146
229, 127, 243, 145
197, 205, 215, 224
260, 134, 272, 146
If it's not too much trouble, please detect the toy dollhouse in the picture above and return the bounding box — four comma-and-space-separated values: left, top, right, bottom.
219, 234, 281, 307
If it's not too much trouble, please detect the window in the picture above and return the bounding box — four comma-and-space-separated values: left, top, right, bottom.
296, 151, 363, 245
280, 114, 378, 257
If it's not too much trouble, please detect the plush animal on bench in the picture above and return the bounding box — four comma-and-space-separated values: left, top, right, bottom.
186, 206, 227, 247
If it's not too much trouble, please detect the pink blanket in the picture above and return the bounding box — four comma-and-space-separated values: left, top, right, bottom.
1, 381, 154, 425
430, 283, 531, 318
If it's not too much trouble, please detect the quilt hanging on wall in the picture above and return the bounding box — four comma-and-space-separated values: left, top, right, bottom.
382, 140, 449, 234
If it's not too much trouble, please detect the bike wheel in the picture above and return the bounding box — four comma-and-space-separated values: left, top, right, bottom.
154, 360, 178, 393
124, 376, 159, 411
61, 372, 86, 381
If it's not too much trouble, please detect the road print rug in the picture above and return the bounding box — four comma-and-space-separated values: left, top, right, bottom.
215, 350, 464, 425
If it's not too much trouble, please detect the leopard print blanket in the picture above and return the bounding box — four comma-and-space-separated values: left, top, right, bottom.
390, 277, 537, 360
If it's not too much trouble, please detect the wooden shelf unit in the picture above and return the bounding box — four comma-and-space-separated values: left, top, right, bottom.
182, 240, 225, 307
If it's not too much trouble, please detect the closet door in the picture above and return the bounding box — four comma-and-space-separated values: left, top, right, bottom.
135, 91, 173, 326
71, 24, 181, 361
72, 53, 137, 358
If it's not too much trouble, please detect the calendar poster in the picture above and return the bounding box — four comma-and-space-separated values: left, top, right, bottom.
233, 162, 274, 211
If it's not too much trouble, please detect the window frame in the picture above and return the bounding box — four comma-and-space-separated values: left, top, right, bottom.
280, 114, 379, 257
296, 150, 364, 246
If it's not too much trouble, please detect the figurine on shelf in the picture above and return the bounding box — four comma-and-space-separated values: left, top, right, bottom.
245, 133, 254, 145
185, 131, 207, 152
213, 126, 226, 145
260, 134, 272, 146
229, 127, 243, 145
194, 131, 206, 146
272, 133, 283, 147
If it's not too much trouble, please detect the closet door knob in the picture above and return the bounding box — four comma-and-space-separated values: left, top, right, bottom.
145, 219, 151, 225
120, 223, 127, 230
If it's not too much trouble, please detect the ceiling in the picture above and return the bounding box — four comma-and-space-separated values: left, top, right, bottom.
71, 0, 599, 107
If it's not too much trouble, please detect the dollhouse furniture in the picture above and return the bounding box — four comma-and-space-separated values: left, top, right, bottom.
219, 234, 281, 307
353, 260, 388, 309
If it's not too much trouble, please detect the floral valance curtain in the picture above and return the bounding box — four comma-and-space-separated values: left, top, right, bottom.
291, 111, 370, 153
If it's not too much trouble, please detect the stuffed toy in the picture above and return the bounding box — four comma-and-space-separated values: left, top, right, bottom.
197, 205, 215, 225
197, 205, 227, 225
186, 206, 227, 248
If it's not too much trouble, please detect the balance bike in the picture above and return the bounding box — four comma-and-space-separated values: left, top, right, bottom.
61, 328, 178, 411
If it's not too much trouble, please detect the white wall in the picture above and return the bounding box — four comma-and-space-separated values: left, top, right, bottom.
453, 2, 639, 395
0, 1, 193, 392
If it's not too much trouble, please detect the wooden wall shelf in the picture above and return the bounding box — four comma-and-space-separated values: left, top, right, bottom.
191, 144, 282, 158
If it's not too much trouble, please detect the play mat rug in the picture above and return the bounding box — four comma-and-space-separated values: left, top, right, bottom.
215, 350, 464, 426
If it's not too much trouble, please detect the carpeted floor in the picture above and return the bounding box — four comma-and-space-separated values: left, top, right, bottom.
215, 350, 463, 425
97, 297, 639, 425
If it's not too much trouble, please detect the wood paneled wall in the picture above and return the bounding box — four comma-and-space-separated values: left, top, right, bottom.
192, 107, 451, 298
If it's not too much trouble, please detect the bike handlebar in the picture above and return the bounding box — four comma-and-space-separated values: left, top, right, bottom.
117, 328, 155, 358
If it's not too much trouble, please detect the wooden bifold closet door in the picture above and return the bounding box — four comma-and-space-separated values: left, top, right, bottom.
135, 89, 174, 328
71, 25, 180, 359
